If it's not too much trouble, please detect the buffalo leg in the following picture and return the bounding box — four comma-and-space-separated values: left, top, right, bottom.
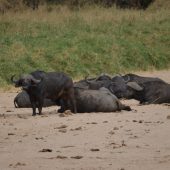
60, 94, 76, 114
37, 98, 44, 115
68, 89, 77, 114
31, 102, 36, 116
57, 99, 65, 113
30, 97, 37, 116
38, 107, 42, 115
70, 97, 77, 113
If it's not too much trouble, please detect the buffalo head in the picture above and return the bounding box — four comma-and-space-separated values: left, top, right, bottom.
109, 75, 143, 98
11, 74, 41, 90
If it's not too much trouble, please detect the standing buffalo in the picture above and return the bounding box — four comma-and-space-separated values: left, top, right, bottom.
11, 71, 77, 116
73, 87, 131, 113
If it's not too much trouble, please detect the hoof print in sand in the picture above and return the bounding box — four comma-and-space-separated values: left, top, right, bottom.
39, 149, 52, 152
113, 127, 119, 130
6, 110, 13, 112
108, 131, 115, 135
56, 155, 68, 159
58, 129, 67, 133
55, 125, 68, 129
90, 148, 100, 152
121, 140, 127, 146
70, 127, 82, 131
71, 156, 83, 159
167, 115, 170, 119
17, 115, 27, 119
61, 145, 75, 148
48, 155, 68, 159
35, 137, 44, 140
138, 120, 143, 123
8, 133, 15, 136
87, 122, 98, 125
9, 162, 26, 168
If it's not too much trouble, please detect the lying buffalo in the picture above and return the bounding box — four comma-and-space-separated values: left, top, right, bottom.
74, 73, 115, 91
14, 91, 56, 108
130, 80, 170, 104
11, 71, 77, 116
110, 74, 170, 104
73, 87, 131, 113
75, 74, 131, 98
109, 75, 143, 98
122, 73, 165, 84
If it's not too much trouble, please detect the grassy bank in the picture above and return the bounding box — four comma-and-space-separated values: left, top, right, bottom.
0, 3, 170, 88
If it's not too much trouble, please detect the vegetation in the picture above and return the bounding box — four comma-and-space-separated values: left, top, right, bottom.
0, 0, 170, 88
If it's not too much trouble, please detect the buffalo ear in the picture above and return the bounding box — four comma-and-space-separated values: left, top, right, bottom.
127, 82, 143, 91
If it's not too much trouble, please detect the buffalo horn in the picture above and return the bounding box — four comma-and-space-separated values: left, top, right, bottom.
85, 75, 96, 84
127, 82, 143, 91
30, 76, 41, 84
123, 75, 130, 83
11, 75, 18, 84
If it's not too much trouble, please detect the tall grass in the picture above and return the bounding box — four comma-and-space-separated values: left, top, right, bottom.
0, 3, 170, 88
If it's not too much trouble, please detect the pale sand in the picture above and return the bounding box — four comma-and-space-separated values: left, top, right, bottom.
0, 70, 170, 170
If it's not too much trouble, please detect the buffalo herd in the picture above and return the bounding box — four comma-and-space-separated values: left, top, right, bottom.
11, 70, 170, 116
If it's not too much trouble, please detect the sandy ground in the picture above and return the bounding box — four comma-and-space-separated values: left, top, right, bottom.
0, 70, 170, 170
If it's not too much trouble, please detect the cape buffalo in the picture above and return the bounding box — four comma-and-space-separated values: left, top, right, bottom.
130, 80, 170, 104
110, 74, 170, 104
73, 87, 131, 113
74, 73, 114, 90
14, 91, 56, 108
109, 75, 143, 98
11, 71, 77, 116
122, 73, 165, 84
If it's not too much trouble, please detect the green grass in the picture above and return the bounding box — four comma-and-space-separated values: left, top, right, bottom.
0, 4, 170, 88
